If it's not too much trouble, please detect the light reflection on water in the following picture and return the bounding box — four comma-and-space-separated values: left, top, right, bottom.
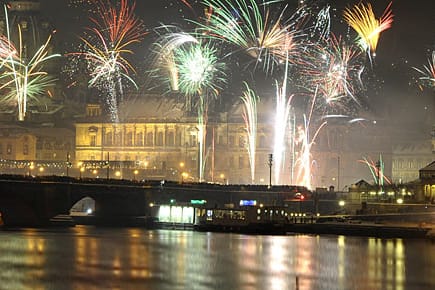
0, 226, 433, 290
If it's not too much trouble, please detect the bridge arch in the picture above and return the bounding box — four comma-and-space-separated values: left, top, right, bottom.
70, 196, 95, 215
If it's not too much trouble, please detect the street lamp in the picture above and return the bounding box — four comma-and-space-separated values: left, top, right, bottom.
299, 194, 305, 214
79, 167, 85, 179
219, 173, 226, 185
29, 163, 34, 176
39, 167, 44, 175
133, 169, 139, 181
181, 172, 188, 183
268, 153, 273, 188
115, 171, 121, 179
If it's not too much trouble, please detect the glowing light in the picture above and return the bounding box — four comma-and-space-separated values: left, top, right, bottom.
273, 56, 293, 185
294, 90, 327, 189
241, 82, 259, 184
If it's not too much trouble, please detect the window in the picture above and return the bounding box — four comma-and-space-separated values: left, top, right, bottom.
6, 144, 12, 155
157, 132, 164, 146
0, 143, 2, 154
239, 156, 244, 169
229, 136, 235, 146
105, 132, 112, 146
146, 132, 153, 146
167, 132, 175, 146
114, 131, 122, 146
190, 135, 197, 147
23, 144, 28, 155
90, 135, 96, 147
125, 132, 133, 146
136, 132, 143, 146
218, 135, 224, 145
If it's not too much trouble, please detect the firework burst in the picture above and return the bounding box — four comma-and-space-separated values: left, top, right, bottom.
197, 0, 301, 74
74, 0, 146, 122
301, 34, 364, 109
343, 2, 393, 59
174, 40, 226, 182
413, 51, 435, 88
0, 6, 59, 121
175, 41, 226, 103
149, 26, 199, 92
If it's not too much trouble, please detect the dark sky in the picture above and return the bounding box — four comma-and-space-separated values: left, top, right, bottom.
38, 0, 434, 126
39, 0, 434, 60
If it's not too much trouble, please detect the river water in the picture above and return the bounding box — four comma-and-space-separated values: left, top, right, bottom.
0, 226, 433, 290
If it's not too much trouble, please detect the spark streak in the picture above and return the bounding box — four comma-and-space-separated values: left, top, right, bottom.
175, 41, 226, 181
273, 57, 293, 185
413, 51, 435, 88
359, 155, 391, 187
75, 0, 146, 122
0, 5, 59, 121
343, 2, 393, 59
198, 0, 301, 73
241, 82, 259, 184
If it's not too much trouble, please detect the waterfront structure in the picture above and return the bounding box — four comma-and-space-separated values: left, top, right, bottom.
0, 124, 74, 175
420, 161, 435, 202
391, 141, 434, 183
73, 95, 410, 188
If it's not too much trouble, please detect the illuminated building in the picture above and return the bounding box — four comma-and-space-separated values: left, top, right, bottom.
0, 124, 74, 175
74, 96, 276, 183
419, 161, 435, 202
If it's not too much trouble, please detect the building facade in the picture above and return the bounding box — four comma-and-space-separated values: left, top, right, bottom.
0, 124, 74, 175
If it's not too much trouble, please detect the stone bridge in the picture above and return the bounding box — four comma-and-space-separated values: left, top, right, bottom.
0, 175, 308, 226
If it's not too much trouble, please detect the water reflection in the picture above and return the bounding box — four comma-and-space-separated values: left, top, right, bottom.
0, 227, 433, 290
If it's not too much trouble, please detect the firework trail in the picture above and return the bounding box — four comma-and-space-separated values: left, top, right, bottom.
197, 0, 302, 74
294, 89, 327, 189
175, 41, 226, 181
0, 6, 59, 121
343, 2, 393, 61
359, 155, 391, 188
413, 51, 435, 88
241, 82, 259, 184
311, 5, 331, 40
301, 34, 364, 108
75, 0, 146, 122
273, 56, 293, 185
150, 26, 199, 92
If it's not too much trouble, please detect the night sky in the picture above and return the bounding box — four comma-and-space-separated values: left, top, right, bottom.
40, 0, 434, 62
38, 0, 434, 129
